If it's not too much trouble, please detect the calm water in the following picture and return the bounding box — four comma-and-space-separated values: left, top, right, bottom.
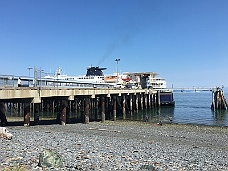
126, 89, 228, 126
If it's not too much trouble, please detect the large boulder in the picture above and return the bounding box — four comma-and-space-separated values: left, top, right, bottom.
38, 149, 63, 168
0, 127, 13, 140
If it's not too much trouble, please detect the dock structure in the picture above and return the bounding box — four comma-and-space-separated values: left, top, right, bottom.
0, 71, 176, 126
211, 87, 228, 111
0, 87, 164, 126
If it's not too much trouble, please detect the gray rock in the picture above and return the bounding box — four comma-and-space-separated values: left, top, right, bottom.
38, 149, 63, 168
0, 127, 13, 140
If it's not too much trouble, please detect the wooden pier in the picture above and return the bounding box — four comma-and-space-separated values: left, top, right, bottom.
0, 87, 172, 126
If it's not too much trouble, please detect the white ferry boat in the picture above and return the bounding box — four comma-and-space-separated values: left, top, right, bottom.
44, 66, 106, 84
147, 77, 167, 90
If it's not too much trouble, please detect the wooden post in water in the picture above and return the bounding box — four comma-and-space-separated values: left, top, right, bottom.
157, 90, 161, 108
211, 87, 227, 110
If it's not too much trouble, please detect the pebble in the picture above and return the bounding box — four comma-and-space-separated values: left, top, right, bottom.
0, 121, 228, 170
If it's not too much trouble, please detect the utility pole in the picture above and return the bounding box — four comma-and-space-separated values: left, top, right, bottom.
27, 67, 32, 87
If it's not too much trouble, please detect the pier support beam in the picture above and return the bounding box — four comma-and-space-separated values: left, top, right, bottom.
145, 94, 148, 109
157, 91, 161, 107
34, 103, 40, 125
0, 102, 8, 126
113, 96, 117, 121
95, 97, 99, 121
130, 94, 133, 118
135, 94, 139, 113
122, 95, 126, 120
61, 102, 67, 125
101, 96, 105, 122
141, 94, 144, 110
84, 98, 90, 124
148, 94, 152, 108
24, 103, 30, 127
52, 100, 55, 112
80, 98, 84, 123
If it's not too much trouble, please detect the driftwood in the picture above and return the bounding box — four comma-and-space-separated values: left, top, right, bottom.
0, 127, 13, 140
89, 127, 121, 133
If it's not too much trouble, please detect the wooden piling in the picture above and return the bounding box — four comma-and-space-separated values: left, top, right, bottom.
84, 98, 90, 124
141, 94, 144, 110
95, 97, 99, 121
122, 95, 126, 120
24, 103, 30, 126
135, 94, 139, 113
157, 91, 161, 107
34, 103, 40, 124
61, 101, 67, 125
148, 94, 151, 108
129, 94, 133, 119
52, 100, 55, 112
211, 87, 227, 110
101, 96, 105, 122
0, 102, 8, 126
145, 94, 148, 109
80, 98, 84, 123
113, 96, 117, 121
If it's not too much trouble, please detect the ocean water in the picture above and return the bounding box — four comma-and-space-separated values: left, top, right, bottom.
126, 89, 228, 126
172, 90, 228, 126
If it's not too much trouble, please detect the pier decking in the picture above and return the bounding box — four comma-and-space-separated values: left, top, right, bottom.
0, 87, 163, 126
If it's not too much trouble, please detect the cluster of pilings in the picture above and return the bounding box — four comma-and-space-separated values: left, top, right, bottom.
211, 87, 228, 111
0, 92, 164, 126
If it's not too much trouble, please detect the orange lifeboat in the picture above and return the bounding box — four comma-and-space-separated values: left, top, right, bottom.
104, 76, 117, 83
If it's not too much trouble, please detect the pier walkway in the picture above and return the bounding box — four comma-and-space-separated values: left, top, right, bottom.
0, 87, 152, 103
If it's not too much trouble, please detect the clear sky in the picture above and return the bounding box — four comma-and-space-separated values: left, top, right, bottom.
0, 0, 228, 88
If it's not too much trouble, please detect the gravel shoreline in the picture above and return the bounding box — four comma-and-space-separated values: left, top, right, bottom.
0, 121, 228, 170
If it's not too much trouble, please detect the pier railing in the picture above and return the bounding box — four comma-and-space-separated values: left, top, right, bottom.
0, 74, 113, 89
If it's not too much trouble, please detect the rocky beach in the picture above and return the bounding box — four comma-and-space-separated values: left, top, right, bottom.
0, 121, 228, 170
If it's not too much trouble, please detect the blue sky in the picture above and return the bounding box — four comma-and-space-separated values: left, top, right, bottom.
0, 0, 228, 88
